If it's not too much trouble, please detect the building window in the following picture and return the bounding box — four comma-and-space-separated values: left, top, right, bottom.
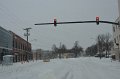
117, 36, 119, 41
114, 38, 116, 43
21, 43, 22, 49
23, 45, 25, 50
15, 41, 17, 48
13, 40, 14, 48
25, 45, 27, 50
113, 27, 115, 32
18, 42, 19, 49
119, 25, 120, 30
17, 42, 19, 49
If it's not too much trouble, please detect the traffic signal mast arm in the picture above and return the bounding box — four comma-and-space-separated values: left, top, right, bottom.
35, 20, 119, 26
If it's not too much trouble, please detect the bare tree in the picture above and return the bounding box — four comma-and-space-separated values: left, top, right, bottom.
104, 33, 111, 58
61, 44, 67, 58
96, 33, 113, 59
96, 34, 106, 59
72, 41, 83, 57
61, 44, 67, 53
52, 44, 58, 58
85, 44, 97, 56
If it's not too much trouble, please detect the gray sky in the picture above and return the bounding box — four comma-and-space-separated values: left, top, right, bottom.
0, 0, 119, 50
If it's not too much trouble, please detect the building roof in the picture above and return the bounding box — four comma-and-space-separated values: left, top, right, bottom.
9, 31, 31, 45
0, 26, 12, 36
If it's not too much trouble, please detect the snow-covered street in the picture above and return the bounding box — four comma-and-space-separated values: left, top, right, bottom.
0, 57, 120, 79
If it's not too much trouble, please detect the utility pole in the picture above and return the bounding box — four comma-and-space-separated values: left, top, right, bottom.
24, 27, 32, 62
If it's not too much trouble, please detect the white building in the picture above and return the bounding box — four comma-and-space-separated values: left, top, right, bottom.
112, 0, 120, 61
112, 17, 120, 61
113, 0, 120, 61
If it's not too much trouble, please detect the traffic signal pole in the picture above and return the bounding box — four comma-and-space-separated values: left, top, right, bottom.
35, 17, 119, 26
34, 18, 119, 60
35, 20, 119, 26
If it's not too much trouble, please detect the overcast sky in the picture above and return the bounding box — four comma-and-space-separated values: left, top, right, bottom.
0, 0, 119, 50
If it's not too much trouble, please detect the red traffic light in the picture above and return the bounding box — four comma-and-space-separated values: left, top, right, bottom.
96, 16, 99, 25
54, 19, 57, 26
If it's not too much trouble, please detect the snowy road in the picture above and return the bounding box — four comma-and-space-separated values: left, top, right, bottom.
0, 57, 120, 79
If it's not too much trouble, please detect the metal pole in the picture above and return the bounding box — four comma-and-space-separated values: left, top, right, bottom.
35, 20, 119, 26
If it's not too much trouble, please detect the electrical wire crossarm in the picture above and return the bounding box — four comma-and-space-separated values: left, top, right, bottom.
34, 21, 119, 26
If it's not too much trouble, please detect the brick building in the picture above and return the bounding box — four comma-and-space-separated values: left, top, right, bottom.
10, 31, 32, 62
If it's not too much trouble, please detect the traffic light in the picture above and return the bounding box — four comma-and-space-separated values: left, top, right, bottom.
96, 16, 99, 25
54, 19, 57, 26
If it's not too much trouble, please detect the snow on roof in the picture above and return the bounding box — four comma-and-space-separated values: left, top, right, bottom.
3, 55, 13, 57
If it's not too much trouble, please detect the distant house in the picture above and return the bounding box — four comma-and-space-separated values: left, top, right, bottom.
63, 53, 75, 58
32, 49, 42, 60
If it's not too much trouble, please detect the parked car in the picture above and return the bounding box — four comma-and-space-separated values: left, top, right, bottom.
43, 58, 50, 62
94, 54, 105, 57
43, 55, 50, 62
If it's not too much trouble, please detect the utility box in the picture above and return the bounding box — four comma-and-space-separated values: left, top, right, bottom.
2, 55, 13, 65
